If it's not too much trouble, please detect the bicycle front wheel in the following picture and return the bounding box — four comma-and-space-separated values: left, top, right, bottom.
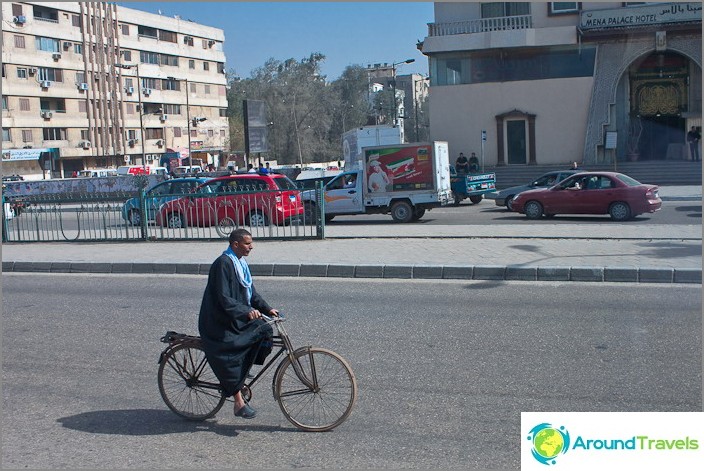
273, 347, 357, 432
158, 344, 226, 421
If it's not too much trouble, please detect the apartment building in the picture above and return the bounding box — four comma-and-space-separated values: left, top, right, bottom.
2, 2, 228, 180
420, 2, 701, 167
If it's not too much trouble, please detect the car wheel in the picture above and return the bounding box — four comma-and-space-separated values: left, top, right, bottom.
505, 196, 515, 211
247, 210, 269, 227
524, 201, 544, 219
390, 201, 413, 223
469, 195, 483, 204
215, 217, 236, 238
411, 208, 425, 221
609, 202, 631, 221
128, 209, 142, 226
166, 213, 185, 228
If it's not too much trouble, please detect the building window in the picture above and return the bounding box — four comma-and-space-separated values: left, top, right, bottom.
19, 98, 30, 111
22, 130, 32, 142
548, 2, 580, 15
140, 51, 159, 64
79, 101, 87, 112
126, 104, 135, 114
189, 59, 195, 69
481, 2, 530, 18
145, 128, 164, 139
12, 4, 23, 17
160, 54, 178, 66
76, 72, 86, 83
190, 129, 197, 138
217, 62, 225, 74
163, 104, 181, 114
158, 30, 177, 43
33, 5, 58, 22
124, 78, 133, 88
3, 128, 11, 141
72, 14, 81, 27
35, 37, 60, 52
38, 68, 63, 82
161, 79, 180, 91
2, 96, 7, 110
220, 129, 226, 137
121, 50, 131, 61
208, 129, 214, 137
203, 62, 210, 71
121, 24, 129, 35
204, 85, 210, 95
14, 35, 25, 48
173, 127, 182, 137
138, 25, 157, 38
183, 36, 194, 46
17, 68, 28, 79
74, 43, 82, 54
126, 130, 137, 140
219, 108, 227, 117
43, 128, 66, 140
202, 39, 208, 49
190, 83, 196, 93
142, 78, 158, 90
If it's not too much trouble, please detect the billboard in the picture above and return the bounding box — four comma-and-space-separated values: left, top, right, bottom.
244, 99, 269, 153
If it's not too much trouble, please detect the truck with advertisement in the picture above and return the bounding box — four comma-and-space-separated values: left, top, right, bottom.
301, 142, 452, 223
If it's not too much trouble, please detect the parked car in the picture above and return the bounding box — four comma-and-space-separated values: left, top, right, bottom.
485, 170, 579, 210
121, 177, 210, 225
510, 171, 662, 221
77, 168, 118, 178
117, 165, 150, 176
155, 173, 303, 232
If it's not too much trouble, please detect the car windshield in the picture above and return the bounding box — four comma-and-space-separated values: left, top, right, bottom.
273, 175, 298, 190
615, 174, 642, 186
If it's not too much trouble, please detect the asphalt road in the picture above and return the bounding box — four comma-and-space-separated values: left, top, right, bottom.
2, 274, 700, 469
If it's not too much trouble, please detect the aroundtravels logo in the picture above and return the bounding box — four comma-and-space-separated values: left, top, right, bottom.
526, 423, 571, 465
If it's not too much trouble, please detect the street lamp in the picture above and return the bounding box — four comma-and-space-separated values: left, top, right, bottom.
116, 63, 146, 172
391, 58, 415, 125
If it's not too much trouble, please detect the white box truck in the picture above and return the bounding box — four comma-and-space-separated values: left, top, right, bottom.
341, 125, 402, 170
302, 141, 452, 223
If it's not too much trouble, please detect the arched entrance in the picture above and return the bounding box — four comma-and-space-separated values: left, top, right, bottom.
628, 52, 690, 160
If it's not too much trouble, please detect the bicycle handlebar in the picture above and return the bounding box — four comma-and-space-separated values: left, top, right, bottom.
261, 312, 285, 324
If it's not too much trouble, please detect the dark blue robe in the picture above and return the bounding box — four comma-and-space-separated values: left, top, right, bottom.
198, 254, 273, 397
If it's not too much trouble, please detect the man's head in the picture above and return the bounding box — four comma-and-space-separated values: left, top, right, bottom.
229, 228, 253, 257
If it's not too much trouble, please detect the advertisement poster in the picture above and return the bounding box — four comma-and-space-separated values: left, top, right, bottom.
364, 145, 433, 193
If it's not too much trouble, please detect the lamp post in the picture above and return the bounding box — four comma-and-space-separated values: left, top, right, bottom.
391, 58, 415, 125
116, 63, 146, 172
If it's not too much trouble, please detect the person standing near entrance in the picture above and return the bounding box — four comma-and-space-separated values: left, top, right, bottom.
687, 126, 700, 161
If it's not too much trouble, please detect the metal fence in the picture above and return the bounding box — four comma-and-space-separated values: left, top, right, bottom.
2, 186, 324, 242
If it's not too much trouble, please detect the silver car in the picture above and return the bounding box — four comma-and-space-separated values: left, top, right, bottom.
485, 170, 578, 210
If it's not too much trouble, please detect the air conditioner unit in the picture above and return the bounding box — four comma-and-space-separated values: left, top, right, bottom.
63, 41, 72, 50
80, 141, 91, 149
52, 52, 62, 60
143, 88, 152, 96
28, 68, 37, 75
41, 111, 52, 119
208, 39, 215, 47
159, 114, 167, 122
13, 15, 26, 25
78, 82, 88, 91
155, 139, 164, 146
41, 80, 52, 88
125, 86, 134, 94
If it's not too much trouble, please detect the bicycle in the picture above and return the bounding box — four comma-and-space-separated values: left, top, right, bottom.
157, 313, 358, 432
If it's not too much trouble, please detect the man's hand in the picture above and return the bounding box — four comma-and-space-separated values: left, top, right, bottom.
247, 309, 263, 320
269, 309, 280, 317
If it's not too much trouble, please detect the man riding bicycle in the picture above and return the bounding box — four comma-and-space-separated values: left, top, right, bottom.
198, 228, 279, 419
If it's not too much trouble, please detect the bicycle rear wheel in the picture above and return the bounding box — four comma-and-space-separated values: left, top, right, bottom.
158, 344, 226, 421
273, 347, 357, 432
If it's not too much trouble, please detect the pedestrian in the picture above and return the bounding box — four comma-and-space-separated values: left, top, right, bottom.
569, 161, 582, 170
455, 152, 470, 174
198, 228, 279, 419
687, 126, 700, 161
247, 164, 256, 173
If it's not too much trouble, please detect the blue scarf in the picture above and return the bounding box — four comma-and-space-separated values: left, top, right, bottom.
223, 247, 252, 306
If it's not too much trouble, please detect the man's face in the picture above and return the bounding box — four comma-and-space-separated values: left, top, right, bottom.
232, 235, 254, 257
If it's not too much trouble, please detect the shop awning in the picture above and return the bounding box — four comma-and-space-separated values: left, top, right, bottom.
2, 148, 58, 161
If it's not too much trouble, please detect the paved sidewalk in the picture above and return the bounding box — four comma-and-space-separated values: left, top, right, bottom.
2, 185, 701, 284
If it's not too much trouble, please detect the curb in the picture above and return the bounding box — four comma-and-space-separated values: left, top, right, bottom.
2, 261, 701, 284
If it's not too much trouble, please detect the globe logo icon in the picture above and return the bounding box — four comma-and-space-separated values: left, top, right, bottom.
527, 423, 570, 465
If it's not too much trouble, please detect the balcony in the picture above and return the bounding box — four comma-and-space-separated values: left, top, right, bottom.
427, 15, 533, 37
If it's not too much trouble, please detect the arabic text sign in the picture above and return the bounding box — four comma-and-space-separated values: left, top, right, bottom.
2, 148, 53, 161
580, 2, 701, 30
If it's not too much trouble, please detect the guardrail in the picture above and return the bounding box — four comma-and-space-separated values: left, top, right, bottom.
2, 185, 325, 242
427, 15, 533, 36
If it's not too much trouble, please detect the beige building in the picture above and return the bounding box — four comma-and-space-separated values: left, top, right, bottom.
420, 2, 701, 167
2, 2, 228, 179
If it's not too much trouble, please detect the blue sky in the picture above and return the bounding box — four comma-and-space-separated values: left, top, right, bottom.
120, 2, 434, 80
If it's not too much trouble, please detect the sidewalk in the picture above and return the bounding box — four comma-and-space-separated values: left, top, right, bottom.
2, 186, 701, 284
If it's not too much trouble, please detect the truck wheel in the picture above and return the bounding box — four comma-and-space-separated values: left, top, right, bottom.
411, 208, 425, 221
469, 195, 483, 204
390, 201, 413, 223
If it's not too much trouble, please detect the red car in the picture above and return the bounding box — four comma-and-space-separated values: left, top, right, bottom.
155, 173, 303, 230
510, 171, 661, 221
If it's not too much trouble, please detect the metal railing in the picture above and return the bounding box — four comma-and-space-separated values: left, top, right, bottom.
2, 185, 325, 243
427, 15, 533, 36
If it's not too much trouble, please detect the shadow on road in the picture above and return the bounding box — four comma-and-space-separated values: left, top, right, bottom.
57, 409, 296, 436
674, 204, 702, 219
